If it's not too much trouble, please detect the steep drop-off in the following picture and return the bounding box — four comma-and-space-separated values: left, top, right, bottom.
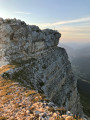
0, 18, 82, 115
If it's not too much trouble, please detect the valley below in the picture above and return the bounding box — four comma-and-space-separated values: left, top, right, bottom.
59, 42, 90, 118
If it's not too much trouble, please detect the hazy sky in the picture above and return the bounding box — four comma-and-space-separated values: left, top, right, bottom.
0, 0, 90, 43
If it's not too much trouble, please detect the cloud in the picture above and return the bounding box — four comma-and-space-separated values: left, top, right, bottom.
58, 24, 90, 42
15, 11, 32, 15
37, 17, 90, 28
58, 25, 90, 33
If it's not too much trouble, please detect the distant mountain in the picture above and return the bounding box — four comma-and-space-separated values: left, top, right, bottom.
72, 55, 90, 81
77, 77, 90, 117
59, 42, 90, 50
58, 42, 90, 117
72, 45, 90, 81
58, 42, 90, 82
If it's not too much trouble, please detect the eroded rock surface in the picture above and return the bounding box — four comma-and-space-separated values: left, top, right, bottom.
0, 18, 82, 115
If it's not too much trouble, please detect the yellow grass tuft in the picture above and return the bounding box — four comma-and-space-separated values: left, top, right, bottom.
0, 117, 7, 120
2, 95, 13, 104
24, 90, 37, 97
0, 65, 15, 74
0, 90, 7, 97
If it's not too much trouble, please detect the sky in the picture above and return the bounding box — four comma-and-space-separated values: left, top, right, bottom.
0, 0, 90, 43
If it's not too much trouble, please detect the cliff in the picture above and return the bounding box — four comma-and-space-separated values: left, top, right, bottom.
0, 18, 82, 115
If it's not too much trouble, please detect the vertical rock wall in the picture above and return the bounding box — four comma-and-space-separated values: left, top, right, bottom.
0, 18, 82, 115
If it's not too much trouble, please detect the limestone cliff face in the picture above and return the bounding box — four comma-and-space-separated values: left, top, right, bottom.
0, 18, 81, 115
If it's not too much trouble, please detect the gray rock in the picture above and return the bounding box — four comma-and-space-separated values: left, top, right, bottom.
0, 18, 82, 116
48, 102, 55, 107
34, 111, 41, 118
0, 17, 4, 24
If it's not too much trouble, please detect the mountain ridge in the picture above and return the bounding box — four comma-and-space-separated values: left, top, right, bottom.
0, 18, 83, 118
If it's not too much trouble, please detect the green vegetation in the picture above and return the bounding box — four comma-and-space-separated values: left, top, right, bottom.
77, 78, 90, 117
72, 56, 90, 82
79, 92, 90, 117
73, 64, 90, 118
3, 72, 10, 78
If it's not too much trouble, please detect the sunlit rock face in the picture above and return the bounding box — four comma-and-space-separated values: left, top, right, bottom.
0, 18, 82, 115
0, 18, 60, 63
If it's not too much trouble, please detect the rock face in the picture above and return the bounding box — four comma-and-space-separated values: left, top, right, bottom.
0, 18, 82, 115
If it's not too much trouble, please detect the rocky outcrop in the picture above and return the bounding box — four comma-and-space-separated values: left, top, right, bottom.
0, 18, 60, 63
0, 18, 82, 115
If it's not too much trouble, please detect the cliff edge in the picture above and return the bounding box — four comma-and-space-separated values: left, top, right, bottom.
0, 18, 82, 115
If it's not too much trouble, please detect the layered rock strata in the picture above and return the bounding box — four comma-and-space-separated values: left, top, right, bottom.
0, 18, 82, 115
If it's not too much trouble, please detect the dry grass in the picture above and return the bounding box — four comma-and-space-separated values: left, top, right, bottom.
0, 117, 7, 120
0, 84, 15, 98
32, 94, 42, 102
0, 65, 15, 74
0, 89, 8, 97
14, 103, 21, 108
0, 65, 15, 104
44, 98, 49, 102
56, 107, 66, 111
55, 116, 65, 120
24, 90, 37, 97
3, 95, 13, 101
0, 83, 13, 90
48, 107, 55, 113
